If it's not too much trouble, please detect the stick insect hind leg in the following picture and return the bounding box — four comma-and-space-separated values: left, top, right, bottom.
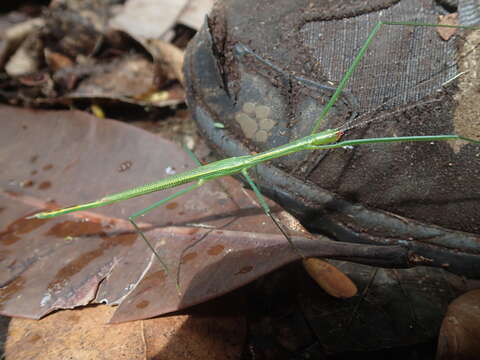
128, 181, 204, 273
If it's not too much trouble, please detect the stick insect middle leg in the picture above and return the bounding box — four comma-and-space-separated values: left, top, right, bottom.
241, 168, 305, 258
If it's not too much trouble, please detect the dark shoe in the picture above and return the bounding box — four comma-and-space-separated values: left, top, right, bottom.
184, 0, 480, 277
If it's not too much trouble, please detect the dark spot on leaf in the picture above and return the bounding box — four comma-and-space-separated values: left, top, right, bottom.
26, 334, 41, 344
30, 170, 38, 176
136, 300, 150, 309
42, 164, 54, 171
118, 160, 132, 172
0, 233, 19, 246
166, 202, 178, 210
0, 207, 4, 213
142, 270, 167, 285
54, 219, 134, 244
181, 252, 197, 264
20, 180, 34, 188
187, 228, 199, 235
207, 244, 224, 256
0, 276, 25, 311
235, 266, 253, 275
68, 314, 80, 323
45, 200, 60, 210
132, 270, 167, 298
38, 181, 52, 190
100, 232, 137, 247
46, 220, 104, 238
22, 125, 28, 130
1, 215, 50, 246
30, 155, 38, 163
48, 247, 106, 291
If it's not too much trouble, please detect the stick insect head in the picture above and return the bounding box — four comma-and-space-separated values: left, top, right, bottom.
309, 128, 343, 146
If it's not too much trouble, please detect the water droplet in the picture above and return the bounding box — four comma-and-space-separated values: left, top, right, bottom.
165, 166, 176, 175
118, 160, 133, 172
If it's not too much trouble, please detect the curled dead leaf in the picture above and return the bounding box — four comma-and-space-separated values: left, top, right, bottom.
302, 258, 358, 299
142, 39, 185, 86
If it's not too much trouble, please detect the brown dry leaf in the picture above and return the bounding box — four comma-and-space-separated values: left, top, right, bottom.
110, 0, 189, 40
44, 49, 74, 71
65, 54, 184, 107
0, 105, 402, 322
48, 0, 112, 34
0, 17, 44, 68
437, 13, 458, 41
5, 302, 245, 360
5, 29, 43, 76
437, 289, 480, 360
178, 0, 215, 30
302, 258, 357, 298
141, 39, 185, 86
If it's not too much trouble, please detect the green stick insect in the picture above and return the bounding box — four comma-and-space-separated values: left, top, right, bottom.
30, 21, 480, 271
